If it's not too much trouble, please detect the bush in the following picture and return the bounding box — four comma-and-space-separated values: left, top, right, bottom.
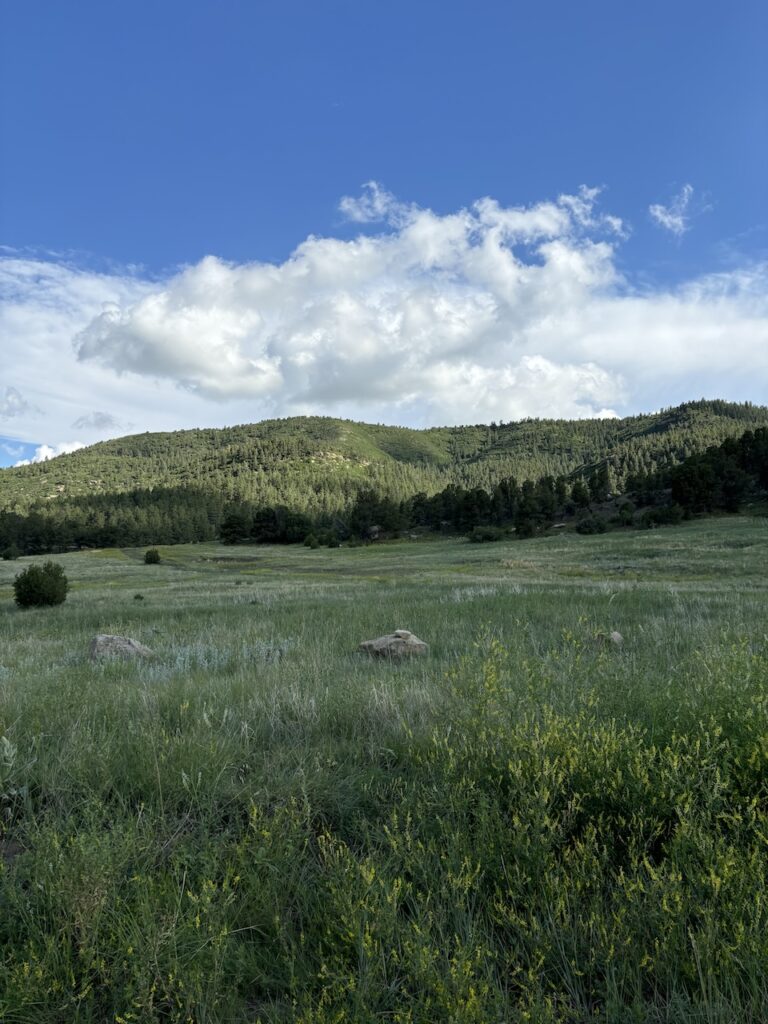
467, 525, 505, 543
303, 534, 320, 549
641, 503, 685, 529
1, 543, 21, 561
13, 561, 69, 608
144, 548, 161, 564
575, 516, 607, 535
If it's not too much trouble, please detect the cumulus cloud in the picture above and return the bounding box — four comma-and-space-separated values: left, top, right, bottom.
72, 185, 635, 421
14, 441, 86, 466
649, 184, 695, 236
1, 184, 767, 442
338, 181, 410, 224
0, 255, 206, 446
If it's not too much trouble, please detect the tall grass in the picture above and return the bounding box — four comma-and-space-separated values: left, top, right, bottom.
1, 518, 767, 1021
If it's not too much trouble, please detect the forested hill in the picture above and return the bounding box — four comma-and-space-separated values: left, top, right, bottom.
2, 399, 768, 516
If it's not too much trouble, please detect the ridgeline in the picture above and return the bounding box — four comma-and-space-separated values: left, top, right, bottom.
1, 399, 767, 552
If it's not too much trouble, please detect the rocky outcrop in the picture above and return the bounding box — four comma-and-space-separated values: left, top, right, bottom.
358, 629, 428, 659
89, 634, 154, 660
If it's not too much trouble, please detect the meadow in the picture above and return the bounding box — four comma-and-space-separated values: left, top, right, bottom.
1, 517, 768, 1023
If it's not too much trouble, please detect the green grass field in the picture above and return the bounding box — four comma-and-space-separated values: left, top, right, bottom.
1, 517, 768, 1022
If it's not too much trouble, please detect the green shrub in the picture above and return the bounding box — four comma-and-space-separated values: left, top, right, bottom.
144, 548, 161, 564
303, 533, 320, 549
641, 503, 685, 528
467, 525, 505, 543
1, 543, 21, 561
576, 515, 607, 535
13, 561, 69, 608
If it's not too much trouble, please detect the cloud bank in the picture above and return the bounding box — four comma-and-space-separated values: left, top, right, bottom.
1, 184, 767, 453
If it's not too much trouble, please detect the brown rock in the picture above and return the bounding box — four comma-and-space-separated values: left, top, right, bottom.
358, 629, 428, 659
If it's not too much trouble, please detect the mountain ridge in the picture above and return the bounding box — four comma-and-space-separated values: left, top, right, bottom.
2, 399, 768, 515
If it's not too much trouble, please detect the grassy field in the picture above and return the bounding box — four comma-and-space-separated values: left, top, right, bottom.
1, 517, 768, 1022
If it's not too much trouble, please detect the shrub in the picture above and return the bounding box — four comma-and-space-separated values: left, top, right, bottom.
467, 525, 505, 543
1, 543, 21, 561
576, 516, 607, 535
144, 548, 161, 564
641, 503, 685, 529
13, 561, 69, 608
303, 534, 320, 549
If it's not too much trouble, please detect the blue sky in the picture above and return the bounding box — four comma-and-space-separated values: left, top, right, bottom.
1, 0, 767, 466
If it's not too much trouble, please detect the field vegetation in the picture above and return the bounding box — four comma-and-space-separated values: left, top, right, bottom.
1, 517, 768, 1021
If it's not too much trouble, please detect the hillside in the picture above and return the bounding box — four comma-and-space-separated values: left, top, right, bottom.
2, 400, 767, 517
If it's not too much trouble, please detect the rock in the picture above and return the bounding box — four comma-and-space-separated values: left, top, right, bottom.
90, 634, 154, 661
358, 629, 429, 659
594, 630, 624, 648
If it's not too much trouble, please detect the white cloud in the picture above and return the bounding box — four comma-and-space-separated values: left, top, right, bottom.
649, 183, 695, 236
1, 184, 767, 445
0, 386, 34, 419
338, 181, 410, 225
14, 442, 86, 466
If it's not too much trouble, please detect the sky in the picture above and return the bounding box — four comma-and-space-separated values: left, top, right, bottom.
1, 0, 767, 467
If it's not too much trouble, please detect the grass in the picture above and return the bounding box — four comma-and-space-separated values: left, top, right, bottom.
1, 516, 768, 1022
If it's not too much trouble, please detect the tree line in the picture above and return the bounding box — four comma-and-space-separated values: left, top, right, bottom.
3, 421, 765, 561
2, 427, 765, 557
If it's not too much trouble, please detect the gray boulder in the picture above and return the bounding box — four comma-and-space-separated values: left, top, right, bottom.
358, 629, 428, 659
90, 634, 154, 660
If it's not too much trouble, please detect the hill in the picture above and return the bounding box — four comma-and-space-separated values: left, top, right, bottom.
2, 399, 767, 517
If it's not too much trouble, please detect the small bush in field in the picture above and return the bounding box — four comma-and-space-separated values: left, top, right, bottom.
2, 543, 21, 561
144, 548, 161, 564
576, 515, 607, 535
467, 525, 505, 543
13, 561, 68, 608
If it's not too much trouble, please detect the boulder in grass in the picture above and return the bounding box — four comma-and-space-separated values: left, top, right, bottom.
358, 629, 428, 659
90, 634, 154, 661
594, 630, 624, 649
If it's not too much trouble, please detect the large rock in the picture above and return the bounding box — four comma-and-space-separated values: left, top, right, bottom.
358, 629, 428, 659
90, 634, 154, 661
